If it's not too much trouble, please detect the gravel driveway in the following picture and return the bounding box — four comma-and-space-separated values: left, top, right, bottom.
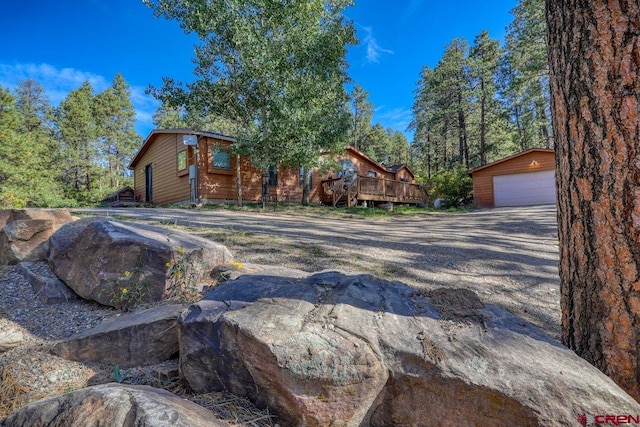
75, 205, 561, 338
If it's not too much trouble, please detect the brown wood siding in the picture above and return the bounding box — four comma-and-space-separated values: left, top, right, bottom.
131, 131, 345, 205
394, 168, 414, 182
333, 152, 393, 180
471, 151, 555, 208
198, 137, 321, 204
132, 134, 191, 204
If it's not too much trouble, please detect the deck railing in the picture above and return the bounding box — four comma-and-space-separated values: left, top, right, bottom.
321, 176, 428, 206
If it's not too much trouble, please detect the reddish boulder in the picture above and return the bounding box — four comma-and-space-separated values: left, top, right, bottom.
0, 383, 229, 427
0, 209, 74, 265
179, 271, 640, 427
48, 218, 233, 308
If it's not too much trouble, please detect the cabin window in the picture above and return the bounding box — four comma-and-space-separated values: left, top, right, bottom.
367, 171, 377, 178
268, 165, 278, 186
338, 159, 358, 184
400, 178, 409, 182
211, 148, 231, 169
177, 149, 187, 171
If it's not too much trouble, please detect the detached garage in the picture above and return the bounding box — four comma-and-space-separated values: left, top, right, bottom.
469, 148, 556, 208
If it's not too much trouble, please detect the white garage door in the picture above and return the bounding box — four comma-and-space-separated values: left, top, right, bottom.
493, 170, 556, 207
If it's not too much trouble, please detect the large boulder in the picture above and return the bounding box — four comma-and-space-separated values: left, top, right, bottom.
179, 271, 640, 427
48, 218, 233, 308
0, 209, 74, 265
0, 383, 229, 427
52, 304, 186, 367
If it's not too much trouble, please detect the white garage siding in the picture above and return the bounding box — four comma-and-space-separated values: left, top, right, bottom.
493, 170, 556, 207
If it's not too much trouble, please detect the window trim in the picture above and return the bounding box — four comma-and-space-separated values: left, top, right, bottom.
208, 144, 233, 175
177, 149, 187, 171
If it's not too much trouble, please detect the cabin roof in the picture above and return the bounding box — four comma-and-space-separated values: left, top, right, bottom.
129, 129, 236, 169
387, 163, 416, 178
344, 146, 389, 173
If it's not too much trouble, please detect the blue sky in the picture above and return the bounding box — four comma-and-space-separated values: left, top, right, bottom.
0, 0, 517, 140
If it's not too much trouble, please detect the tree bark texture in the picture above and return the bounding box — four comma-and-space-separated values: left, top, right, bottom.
546, 0, 640, 400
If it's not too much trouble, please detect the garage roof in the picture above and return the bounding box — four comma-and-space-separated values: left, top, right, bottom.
468, 148, 555, 174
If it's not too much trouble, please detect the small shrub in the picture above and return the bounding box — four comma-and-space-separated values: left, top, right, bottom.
0, 191, 28, 209
164, 240, 202, 302
428, 167, 473, 208
111, 365, 129, 383
99, 254, 151, 310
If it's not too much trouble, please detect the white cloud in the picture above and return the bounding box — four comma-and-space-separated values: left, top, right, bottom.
376, 107, 413, 137
0, 62, 158, 135
0, 63, 109, 105
359, 26, 393, 64
402, 0, 424, 21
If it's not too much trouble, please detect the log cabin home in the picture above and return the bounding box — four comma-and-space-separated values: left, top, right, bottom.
128, 129, 428, 207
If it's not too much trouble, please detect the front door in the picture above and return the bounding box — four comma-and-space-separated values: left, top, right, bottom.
145, 164, 153, 203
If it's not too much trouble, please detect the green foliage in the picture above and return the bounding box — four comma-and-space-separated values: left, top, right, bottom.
410, 0, 551, 180
111, 365, 130, 383
0, 85, 67, 208
428, 167, 473, 208
152, 102, 237, 135
93, 73, 141, 190
349, 86, 410, 166
144, 0, 356, 205
0, 73, 143, 207
350, 85, 373, 151
410, 39, 473, 176
99, 253, 151, 310
500, 0, 551, 151
55, 82, 100, 203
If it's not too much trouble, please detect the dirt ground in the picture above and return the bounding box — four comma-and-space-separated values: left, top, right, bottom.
76, 204, 561, 339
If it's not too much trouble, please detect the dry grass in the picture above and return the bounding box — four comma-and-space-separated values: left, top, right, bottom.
191, 392, 277, 427
0, 366, 25, 419
84, 362, 278, 426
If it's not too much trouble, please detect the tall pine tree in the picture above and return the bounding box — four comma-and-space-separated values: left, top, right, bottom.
56, 82, 99, 202
94, 73, 140, 190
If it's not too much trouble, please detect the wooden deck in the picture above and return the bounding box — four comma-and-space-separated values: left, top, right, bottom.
321, 176, 429, 207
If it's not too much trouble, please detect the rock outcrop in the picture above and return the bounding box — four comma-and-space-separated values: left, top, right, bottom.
52, 304, 186, 367
0, 209, 73, 265
15, 261, 78, 304
0, 383, 229, 427
48, 218, 233, 307
179, 271, 640, 427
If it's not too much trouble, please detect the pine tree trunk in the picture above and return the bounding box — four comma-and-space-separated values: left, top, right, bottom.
235, 154, 243, 207
479, 84, 487, 165
456, 92, 469, 168
547, 0, 640, 401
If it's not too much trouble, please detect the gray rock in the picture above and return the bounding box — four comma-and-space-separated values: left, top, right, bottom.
179, 271, 640, 427
0, 209, 74, 265
0, 329, 24, 353
16, 261, 78, 304
0, 383, 229, 427
0, 220, 52, 264
52, 304, 186, 367
48, 218, 234, 307
209, 262, 310, 284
